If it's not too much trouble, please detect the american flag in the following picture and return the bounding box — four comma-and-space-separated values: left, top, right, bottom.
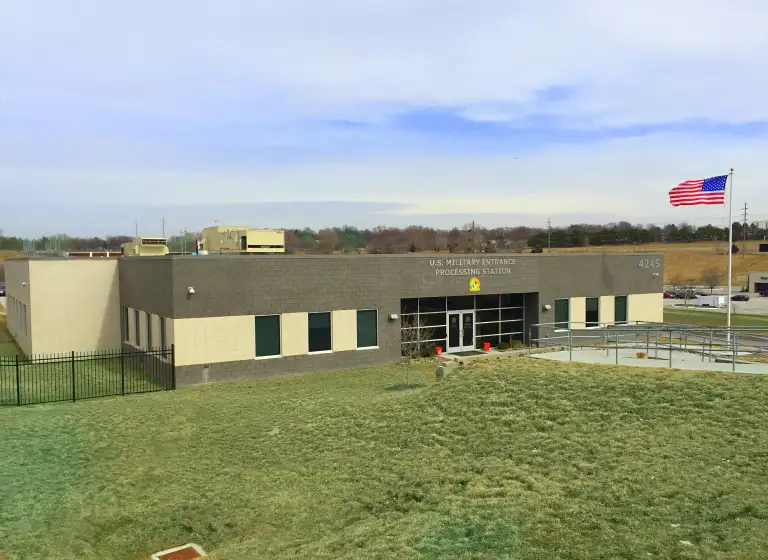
669, 175, 728, 206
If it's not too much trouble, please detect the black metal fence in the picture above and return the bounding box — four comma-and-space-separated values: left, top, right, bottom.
0, 345, 175, 406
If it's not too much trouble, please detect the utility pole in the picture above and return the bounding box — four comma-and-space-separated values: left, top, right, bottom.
741, 203, 748, 253
547, 217, 552, 252
162, 216, 165, 239
135, 220, 138, 238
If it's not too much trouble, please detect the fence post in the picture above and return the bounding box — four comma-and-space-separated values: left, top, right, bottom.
668, 330, 673, 369
732, 333, 737, 372
615, 329, 619, 364
568, 329, 572, 361
709, 330, 713, 362
15, 355, 20, 406
120, 348, 125, 396
646, 329, 649, 356
171, 344, 176, 390
71, 350, 76, 402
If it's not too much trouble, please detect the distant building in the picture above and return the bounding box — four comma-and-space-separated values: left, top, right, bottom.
120, 237, 170, 257
747, 272, 768, 293
197, 226, 285, 254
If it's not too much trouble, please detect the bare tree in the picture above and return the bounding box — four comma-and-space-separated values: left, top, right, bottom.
317, 228, 339, 253
400, 315, 436, 359
701, 268, 722, 295
668, 273, 683, 294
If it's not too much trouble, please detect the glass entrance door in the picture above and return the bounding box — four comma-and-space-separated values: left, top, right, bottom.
447, 311, 474, 353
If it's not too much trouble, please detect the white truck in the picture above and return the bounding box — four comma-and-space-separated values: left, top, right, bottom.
695, 295, 728, 308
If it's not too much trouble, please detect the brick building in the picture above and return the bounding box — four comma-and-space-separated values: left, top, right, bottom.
6, 252, 664, 386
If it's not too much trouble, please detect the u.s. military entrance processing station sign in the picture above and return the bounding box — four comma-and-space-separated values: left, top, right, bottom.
430, 258, 517, 276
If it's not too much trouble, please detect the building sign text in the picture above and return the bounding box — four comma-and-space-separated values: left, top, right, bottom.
430, 258, 516, 276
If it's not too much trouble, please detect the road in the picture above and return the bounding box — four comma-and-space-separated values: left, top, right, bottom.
664, 293, 768, 316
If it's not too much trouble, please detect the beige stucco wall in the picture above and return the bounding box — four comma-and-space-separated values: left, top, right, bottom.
281, 312, 308, 356
5, 259, 32, 356
25, 259, 121, 355
172, 315, 255, 367
569, 297, 586, 329
628, 293, 663, 323
332, 310, 357, 352
150, 313, 161, 348
599, 295, 615, 325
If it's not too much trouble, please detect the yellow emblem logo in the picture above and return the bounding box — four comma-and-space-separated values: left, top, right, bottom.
469, 277, 480, 292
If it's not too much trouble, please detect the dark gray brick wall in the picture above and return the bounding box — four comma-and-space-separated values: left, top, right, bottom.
175, 346, 395, 387
117, 252, 664, 385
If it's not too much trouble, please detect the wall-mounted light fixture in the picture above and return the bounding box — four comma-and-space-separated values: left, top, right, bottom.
542, 304, 552, 311
388, 313, 398, 320
187, 286, 195, 295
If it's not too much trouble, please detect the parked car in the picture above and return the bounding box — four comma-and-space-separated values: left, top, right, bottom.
732, 293, 750, 301
759, 291, 768, 298
663, 292, 675, 299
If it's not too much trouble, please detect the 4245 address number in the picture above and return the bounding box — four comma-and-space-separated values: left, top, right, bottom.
638, 258, 661, 269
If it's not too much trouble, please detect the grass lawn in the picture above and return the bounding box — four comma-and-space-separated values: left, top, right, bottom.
664, 307, 768, 328
0, 316, 20, 358
3, 359, 768, 559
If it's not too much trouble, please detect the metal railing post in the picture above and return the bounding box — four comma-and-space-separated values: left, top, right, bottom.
568, 329, 573, 361
15, 355, 20, 406
120, 348, 125, 396
615, 329, 619, 364
71, 350, 76, 402
668, 330, 673, 368
171, 344, 176, 390
646, 329, 650, 356
732, 333, 737, 372
709, 330, 713, 362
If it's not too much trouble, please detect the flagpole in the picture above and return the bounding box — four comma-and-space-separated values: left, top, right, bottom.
727, 168, 734, 344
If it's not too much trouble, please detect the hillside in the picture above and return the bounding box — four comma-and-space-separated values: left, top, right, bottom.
2, 359, 768, 559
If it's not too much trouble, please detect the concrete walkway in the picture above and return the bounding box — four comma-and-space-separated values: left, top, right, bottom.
531, 347, 768, 375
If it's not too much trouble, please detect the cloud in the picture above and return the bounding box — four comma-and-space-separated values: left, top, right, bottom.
2, 0, 768, 236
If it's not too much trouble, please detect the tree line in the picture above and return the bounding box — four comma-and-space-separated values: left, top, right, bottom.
1, 221, 766, 255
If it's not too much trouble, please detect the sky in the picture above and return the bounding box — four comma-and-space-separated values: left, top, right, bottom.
2, 0, 768, 237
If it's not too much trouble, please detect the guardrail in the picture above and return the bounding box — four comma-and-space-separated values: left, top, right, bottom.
528, 322, 768, 372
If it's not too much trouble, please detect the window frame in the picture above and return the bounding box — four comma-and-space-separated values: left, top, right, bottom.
159, 316, 167, 353
614, 295, 628, 325
356, 309, 379, 349
146, 311, 153, 349
307, 311, 333, 354
554, 298, 570, 331
585, 297, 600, 328
254, 314, 282, 359
134, 309, 141, 347
122, 307, 130, 342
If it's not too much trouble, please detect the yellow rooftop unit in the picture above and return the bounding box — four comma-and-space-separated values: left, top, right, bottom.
198, 226, 285, 254
120, 237, 170, 256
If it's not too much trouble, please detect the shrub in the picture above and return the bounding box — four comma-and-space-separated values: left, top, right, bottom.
636, 352, 647, 359
510, 339, 524, 349
497, 341, 510, 351
420, 346, 437, 358
732, 244, 740, 254
530, 246, 544, 253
